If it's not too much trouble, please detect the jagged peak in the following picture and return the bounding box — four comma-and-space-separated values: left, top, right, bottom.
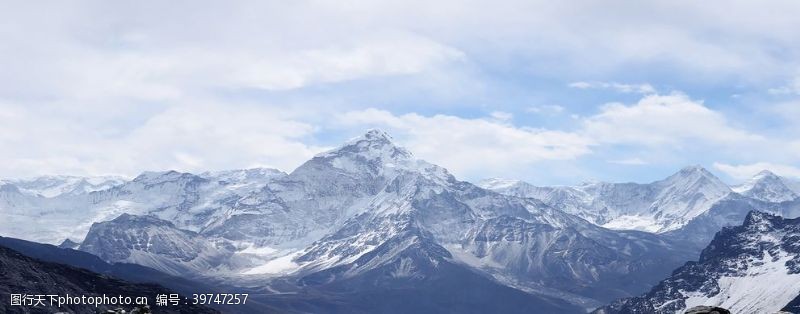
338, 128, 398, 148
747, 170, 787, 187
362, 128, 394, 142
754, 169, 779, 178
315, 129, 413, 163
732, 169, 798, 202
742, 210, 780, 229
677, 164, 713, 176
660, 165, 728, 188
132, 170, 202, 183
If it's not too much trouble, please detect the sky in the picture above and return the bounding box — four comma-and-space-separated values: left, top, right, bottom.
1, 1, 800, 185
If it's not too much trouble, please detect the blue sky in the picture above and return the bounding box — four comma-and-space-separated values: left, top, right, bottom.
1, 1, 800, 185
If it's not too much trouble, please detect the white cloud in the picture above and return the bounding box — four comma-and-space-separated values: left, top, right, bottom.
3, 0, 800, 105
228, 34, 465, 91
333, 92, 783, 180
337, 109, 592, 179
583, 93, 763, 146
527, 105, 565, 115
0, 101, 324, 177
9, 33, 464, 102
569, 81, 656, 94
1, 1, 800, 182
713, 162, 800, 180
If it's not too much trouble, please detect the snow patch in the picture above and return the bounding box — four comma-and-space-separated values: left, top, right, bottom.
682, 251, 800, 314
242, 251, 302, 275
602, 215, 661, 233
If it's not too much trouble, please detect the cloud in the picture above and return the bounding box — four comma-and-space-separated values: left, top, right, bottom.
0, 101, 324, 177
333, 92, 780, 181
7, 33, 464, 102
228, 33, 466, 91
2, 1, 800, 184
713, 162, 800, 180
768, 76, 800, 95
336, 109, 592, 179
526, 105, 565, 115
4, 0, 800, 105
583, 93, 763, 146
569, 81, 656, 94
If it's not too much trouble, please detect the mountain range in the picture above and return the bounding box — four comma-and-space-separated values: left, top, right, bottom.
2, 129, 800, 313
481, 168, 800, 250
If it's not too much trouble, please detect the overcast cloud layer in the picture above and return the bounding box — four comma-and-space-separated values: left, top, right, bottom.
1, 1, 800, 184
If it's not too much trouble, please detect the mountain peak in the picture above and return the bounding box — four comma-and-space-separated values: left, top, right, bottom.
742, 210, 778, 228
754, 169, 778, 178
362, 128, 394, 141
132, 170, 203, 184
678, 165, 711, 175
109, 213, 176, 227
733, 169, 798, 202
661, 165, 728, 190
316, 129, 413, 165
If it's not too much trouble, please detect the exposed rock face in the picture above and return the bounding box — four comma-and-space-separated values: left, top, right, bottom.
58, 238, 80, 249
684, 305, 730, 314
594, 211, 800, 314
0, 245, 218, 314
79, 214, 238, 276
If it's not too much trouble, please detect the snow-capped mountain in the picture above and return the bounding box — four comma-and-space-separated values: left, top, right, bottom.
480, 166, 732, 233
732, 170, 799, 203
595, 211, 800, 314
236, 130, 693, 310
662, 171, 800, 249
79, 214, 243, 276
0, 130, 698, 312
21, 130, 800, 312
1, 175, 126, 197
0, 167, 287, 244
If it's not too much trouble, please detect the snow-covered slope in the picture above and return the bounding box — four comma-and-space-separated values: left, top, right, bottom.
481, 166, 732, 233
595, 211, 800, 314
0, 167, 286, 244
661, 171, 800, 249
733, 170, 799, 203
2, 175, 125, 197
0, 130, 699, 311
235, 130, 693, 308
79, 213, 244, 276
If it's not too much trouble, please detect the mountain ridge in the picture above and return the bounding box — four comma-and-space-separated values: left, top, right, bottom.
3, 130, 798, 313
594, 211, 800, 314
